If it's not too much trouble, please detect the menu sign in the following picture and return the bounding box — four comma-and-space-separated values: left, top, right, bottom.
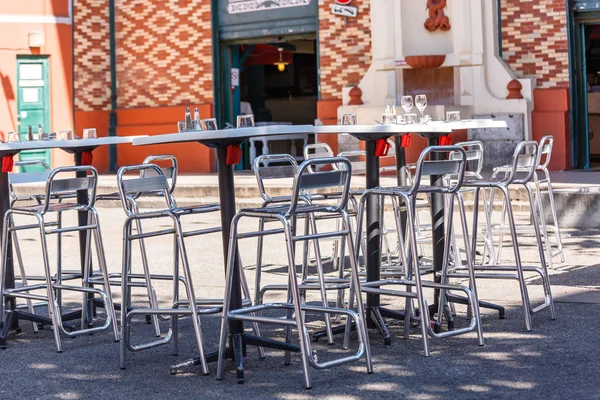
228, 0, 311, 14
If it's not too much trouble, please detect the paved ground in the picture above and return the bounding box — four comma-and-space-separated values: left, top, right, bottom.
2, 207, 600, 399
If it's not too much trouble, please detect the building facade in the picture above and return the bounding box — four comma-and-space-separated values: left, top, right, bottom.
0, 1, 587, 172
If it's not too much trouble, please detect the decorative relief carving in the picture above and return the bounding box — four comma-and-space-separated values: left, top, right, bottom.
424, 0, 451, 32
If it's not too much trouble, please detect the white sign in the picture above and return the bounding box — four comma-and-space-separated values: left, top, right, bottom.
331, 4, 357, 17
231, 68, 240, 87
228, 0, 310, 14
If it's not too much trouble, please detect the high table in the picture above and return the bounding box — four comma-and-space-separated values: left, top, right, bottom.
315, 123, 453, 344
315, 119, 508, 344
0, 136, 143, 339
133, 125, 316, 375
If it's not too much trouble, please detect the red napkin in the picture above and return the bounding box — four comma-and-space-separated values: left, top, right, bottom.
226, 145, 242, 165
81, 151, 94, 166
374, 138, 391, 157
1, 155, 14, 173
401, 134, 411, 148
439, 134, 452, 146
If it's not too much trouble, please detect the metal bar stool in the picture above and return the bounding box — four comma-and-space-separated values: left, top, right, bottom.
96, 155, 181, 338
252, 154, 338, 345
116, 163, 234, 375
217, 157, 372, 389
0, 166, 119, 352
456, 141, 556, 331
490, 136, 563, 266
354, 146, 484, 356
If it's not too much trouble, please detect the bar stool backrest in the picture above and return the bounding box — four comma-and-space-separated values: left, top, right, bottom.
452, 141, 484, 177
538, 135, 554, 170
288, 157, 352, 216
253, 154, 298, 203
8, 160, 51, 202
303, 143, 335, 173
504, 141, 539, 185
117, 164, 174, 217
410, 146, 467, 195
41, 166, 98, 213
142, 154, 178, 194
337, 150, 366, 175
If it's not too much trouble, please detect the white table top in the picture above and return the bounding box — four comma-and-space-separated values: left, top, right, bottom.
133, 125, 315, 146
0, 136, 142, 155
314, 123, 452, 134
432, 119, 508, 130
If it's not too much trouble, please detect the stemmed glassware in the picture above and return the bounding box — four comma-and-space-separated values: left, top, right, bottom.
415, 94, 427, 122
401, 95, 413, 114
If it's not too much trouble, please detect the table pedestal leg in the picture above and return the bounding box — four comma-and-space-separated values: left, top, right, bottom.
365, 140, 381, 330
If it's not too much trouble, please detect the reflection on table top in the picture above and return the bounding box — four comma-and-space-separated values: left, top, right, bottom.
133, 125, 315, 146
0, 136, 144, 157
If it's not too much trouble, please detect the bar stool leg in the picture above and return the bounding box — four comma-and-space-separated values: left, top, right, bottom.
120, 219, 133, 369
11, 227, 38, 333
217, 215, 242, 381
254, 217, 265, 306
134, 217, 161, 337
174, 218, 209, 376
501, 186, 533, 331
308, 213, 334, 345
342, 211, 373, 374
90, 209, 119, 341
532, 175, 553, 269
282, 219, 313, 390
405, 198, 431, 356
36, 214, 63, 353
523, 184, 556, 320
456, 193, 484, 346
543, 168, 564, 262
171, 233, 179, 356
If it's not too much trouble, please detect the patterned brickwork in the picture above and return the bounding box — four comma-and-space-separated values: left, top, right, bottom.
318, 0, 372, 100
74, 0, 111, 112
501, 0, 569, 88
115, 0, 213, 108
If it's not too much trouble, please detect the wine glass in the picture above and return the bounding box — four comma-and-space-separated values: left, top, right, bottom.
415, 94, 427, 122
401, 95, 413, 114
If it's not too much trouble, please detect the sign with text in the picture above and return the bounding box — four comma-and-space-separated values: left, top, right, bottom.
228, 0, 311, 14
331, 4, 357, 17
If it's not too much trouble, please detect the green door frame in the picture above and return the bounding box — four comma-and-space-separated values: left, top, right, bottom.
16, 56, 51, 170
568, 4, 600, 169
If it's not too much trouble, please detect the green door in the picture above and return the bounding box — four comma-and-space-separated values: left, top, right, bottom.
17, 57, 51, 172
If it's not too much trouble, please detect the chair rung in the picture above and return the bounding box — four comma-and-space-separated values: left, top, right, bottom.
130, 228, 176, 240
293, 230, 348, 242
3, 291, 48, 301
361, 286, 417, 298
228, 313, 297, 327
4, 284, 47, 294
47, 224, 97, 234
182, 227, 222, 237
237, 228, 284, 239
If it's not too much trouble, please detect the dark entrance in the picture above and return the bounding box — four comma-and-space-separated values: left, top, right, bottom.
212, 0, 318, 169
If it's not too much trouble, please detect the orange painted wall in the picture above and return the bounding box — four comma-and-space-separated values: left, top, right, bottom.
0, 1, 73, 168
532, 88, 570, 171
75, 104, 216, 173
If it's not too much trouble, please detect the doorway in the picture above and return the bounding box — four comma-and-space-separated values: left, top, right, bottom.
224, 38, 318, 169
16, 56, 51, 172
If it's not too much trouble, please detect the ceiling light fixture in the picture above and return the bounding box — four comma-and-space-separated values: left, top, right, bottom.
274, 47, 289, 72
